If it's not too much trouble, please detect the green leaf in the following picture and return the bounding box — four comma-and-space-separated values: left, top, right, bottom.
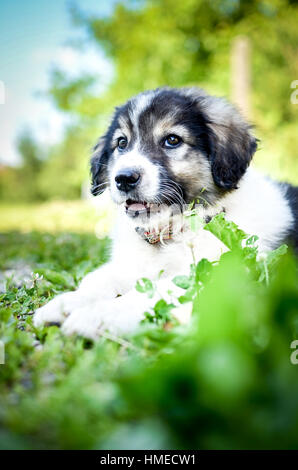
178, 287, 197, 304
172, 275, 191, 290
153, 299, 175, 322
246, 235, 259, 246
196, 258, 213, 283
258, 244, 288, 283
266, 244, 288, 266
34, 268, 74, 289
204, 213, 247, 250
136, 278, 155, 298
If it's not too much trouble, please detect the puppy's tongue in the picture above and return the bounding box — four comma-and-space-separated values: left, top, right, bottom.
125, 200, 147, 214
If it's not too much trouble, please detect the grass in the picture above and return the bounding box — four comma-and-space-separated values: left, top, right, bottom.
0, 203, 298, 449
0, 200, 115, 235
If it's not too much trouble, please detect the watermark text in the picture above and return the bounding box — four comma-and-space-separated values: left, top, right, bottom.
290, 80, 298, 104
0, 341, 5, 365
290, 340, 298, 365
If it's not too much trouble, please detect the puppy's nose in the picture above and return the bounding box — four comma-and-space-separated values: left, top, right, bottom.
115, 170, 140, 192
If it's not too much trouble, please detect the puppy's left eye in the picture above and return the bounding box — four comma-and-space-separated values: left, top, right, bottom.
117, 137, 128, 150
164, 134, 182, 148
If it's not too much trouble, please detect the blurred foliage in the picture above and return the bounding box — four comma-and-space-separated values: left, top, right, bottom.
1, 2, 298, 450
0, 200, 112, 234
36, 126, 94, 201
0, 213, 298, 449
0, 126, 93, 202
0, 132, 44, 202
1, 0, 298, 203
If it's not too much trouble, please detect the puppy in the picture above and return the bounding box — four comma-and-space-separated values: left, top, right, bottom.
34, 87, 298, 339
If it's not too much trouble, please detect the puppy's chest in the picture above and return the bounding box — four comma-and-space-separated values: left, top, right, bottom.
114, 226, 225, 279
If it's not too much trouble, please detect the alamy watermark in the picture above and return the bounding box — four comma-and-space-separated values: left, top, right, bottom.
0, 80, 5, 105
290, 340, 298, 365
290, 80, 298, 104
0, 340, 4, 365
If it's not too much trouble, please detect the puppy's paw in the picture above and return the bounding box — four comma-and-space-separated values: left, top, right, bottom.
33, 291, 78, 327
61, 294, 148, 339
61, 304, 104, 340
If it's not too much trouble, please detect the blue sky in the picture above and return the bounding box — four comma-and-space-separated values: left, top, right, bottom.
0, 0, 117, 165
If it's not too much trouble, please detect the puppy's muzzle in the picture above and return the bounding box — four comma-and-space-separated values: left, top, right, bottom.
115, 169, 141, 192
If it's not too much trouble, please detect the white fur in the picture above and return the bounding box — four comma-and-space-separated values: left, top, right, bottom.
222, 169, 294, 251
129, 91, 156, 128
110, 146, 160, 204
34, 167, 293, 339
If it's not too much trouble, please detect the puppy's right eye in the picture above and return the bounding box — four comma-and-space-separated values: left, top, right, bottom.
164, 134, 182, 148
117, 137, 128, 150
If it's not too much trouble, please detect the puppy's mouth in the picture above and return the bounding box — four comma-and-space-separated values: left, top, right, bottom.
125, 199, 158, 218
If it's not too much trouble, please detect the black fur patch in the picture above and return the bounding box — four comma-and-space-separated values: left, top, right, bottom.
90, 142, 109, 195
208, 125, 257, 190
282, 183, 298, 250
90, 103, 132, 195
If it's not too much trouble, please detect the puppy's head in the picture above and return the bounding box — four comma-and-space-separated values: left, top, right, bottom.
91, 87, 257, 218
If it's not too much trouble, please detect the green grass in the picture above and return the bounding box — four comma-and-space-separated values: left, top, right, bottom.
0, 204, 298, 449
0, 200, 114, 235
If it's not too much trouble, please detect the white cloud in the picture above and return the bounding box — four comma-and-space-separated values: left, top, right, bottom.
54, 45, 114, 92
0, 78, 71, 165
0, 45, 113, 166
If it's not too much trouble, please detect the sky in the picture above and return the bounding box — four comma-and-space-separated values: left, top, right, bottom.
0, 0, 117, 165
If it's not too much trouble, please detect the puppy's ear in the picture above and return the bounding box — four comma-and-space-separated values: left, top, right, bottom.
90, 136, 109, 196
204, 98, 257, 190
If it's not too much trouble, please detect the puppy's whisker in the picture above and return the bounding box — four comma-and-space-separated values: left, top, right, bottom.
91, 181, 109, 195
159, 180, 185, 207
161, 186, 183, 203
92, 181, 109, 190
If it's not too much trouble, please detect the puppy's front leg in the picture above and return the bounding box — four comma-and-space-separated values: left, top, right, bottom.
61, 289, 150, 338
61, 277, 193, 339
33, 262, 134, 328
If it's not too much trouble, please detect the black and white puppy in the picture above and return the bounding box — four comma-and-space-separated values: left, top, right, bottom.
34, 87, 298, 338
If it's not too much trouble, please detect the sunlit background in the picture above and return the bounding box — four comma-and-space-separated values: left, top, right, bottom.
1, 1, 298, 450
0, 0, 298, 235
